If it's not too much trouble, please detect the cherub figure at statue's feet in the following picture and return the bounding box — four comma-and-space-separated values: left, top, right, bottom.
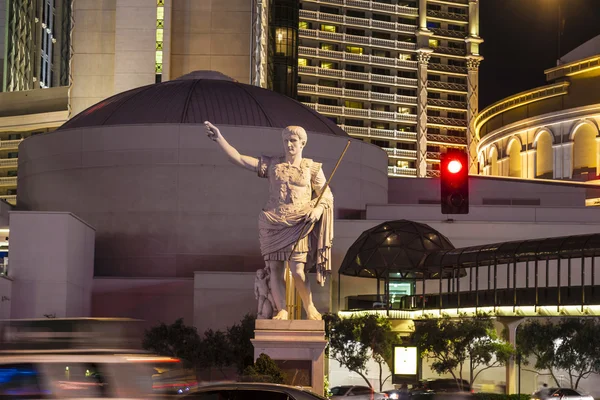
307, 304, 322, 320
273, 309, 289, 320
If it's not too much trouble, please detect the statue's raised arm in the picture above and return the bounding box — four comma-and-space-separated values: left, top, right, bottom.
204, 121, 258, 172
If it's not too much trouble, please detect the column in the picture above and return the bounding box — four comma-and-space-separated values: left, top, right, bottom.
524, 149, 536, 179
596, 137, 600, 176
562, 142, 574, 179
418, 0, 428, 33
416, 49, 433, 178
252, 0, 269, 88
498, 317, 524, 394
552, 143, 562, 179
465, 0, 484, 175
466, 57, 483, 174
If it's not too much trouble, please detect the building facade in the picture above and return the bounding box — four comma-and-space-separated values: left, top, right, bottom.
293, 0, 482, 178
476, 35, 600, 185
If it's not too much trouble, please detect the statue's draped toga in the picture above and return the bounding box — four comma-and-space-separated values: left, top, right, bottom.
257, 155, 334, 285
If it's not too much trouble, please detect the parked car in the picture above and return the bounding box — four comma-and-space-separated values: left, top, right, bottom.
531, 387, 594, 400
384, 388, 410, 400
180, 382, 328, 400
330, 385, 388, 400
411, 379, 472, 393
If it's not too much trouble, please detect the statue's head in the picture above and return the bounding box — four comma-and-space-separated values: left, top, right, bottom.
282, 126, 307, 156
256, 269, 266, 279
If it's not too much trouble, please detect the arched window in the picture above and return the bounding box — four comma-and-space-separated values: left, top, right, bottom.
572, 122, 598, 181
489, 147, 498, 176
535, 131, 553, 179
507, 139, 522, 177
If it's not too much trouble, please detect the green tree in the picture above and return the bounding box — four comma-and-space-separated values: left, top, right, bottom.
243, 353, 286, 384
323, 313, 371, 387
142, 318, 202, 368
226, 313, 256, 374
198, 329, 233, 377
412, 314, 513, 390
324, 313, 400, 390
358, 314, 400, 391
517, 318, 600, 389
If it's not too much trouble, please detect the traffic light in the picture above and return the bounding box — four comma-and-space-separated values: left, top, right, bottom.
440, 150, 469, 214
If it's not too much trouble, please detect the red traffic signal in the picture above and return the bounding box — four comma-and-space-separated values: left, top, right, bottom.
440, 151, 469, 214
447, 159, 463, 174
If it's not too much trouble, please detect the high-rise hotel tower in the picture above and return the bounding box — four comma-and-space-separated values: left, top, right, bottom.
290, 0, 483, 177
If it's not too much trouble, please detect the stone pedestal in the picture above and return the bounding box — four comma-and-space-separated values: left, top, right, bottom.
251, 320, 327, 396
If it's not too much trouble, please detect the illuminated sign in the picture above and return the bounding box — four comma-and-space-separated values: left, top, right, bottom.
393, 346, 418, 376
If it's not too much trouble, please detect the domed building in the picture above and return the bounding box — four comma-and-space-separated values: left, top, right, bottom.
17, 71, 388, 279
475, 35, 600, 183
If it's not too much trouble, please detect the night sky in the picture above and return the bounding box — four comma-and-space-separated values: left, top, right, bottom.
479, 0, 600, 109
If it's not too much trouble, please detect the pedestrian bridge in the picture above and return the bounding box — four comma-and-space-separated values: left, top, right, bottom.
337, 220, 600, 319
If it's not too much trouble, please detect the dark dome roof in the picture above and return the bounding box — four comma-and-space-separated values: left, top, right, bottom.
58, 71, 347, 136
339, 220, 459, 279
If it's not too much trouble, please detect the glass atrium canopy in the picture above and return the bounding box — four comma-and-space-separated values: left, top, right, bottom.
339, 220, 457, 279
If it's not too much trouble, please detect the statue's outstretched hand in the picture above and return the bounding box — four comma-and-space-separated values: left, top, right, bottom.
204, 121, 221, 142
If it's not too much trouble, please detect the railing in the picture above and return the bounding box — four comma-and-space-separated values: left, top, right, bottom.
304, 103, 418, 123
302, 0, 419, 16
427, 115, 467, 127
0, 195, 16, 203
340, 125, 417, 141
300, 47, 418, 69
298, 83, 417, 105
388, 166, 417, 176
0, 177, 17, 186
433, 46, 466, 56
300, 10, 417, 34
0, 139, 22, 149
426, 133, 467, 145
342, 247, 600, 318
426, 152, 441, 160
382, 147, 417, 158
427, 98, 467, 109
299, 28, 416, 51
430, 27, 466, 39
426, 9, 469, 22
426, 170, 441, 177
0, 159, 18, 168
428, 63, 468, 74
298, 65, 418, 87
434, 0, 469, 4
428, 80, 468, 92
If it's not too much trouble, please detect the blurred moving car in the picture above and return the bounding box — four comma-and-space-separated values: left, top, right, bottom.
179, 382, 328, 400
0, 318, 197, 398
330, 385, 388, 400
0, 352, 189, 398
531, 387, 594, 400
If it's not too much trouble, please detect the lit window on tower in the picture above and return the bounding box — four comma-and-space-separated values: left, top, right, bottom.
156, 0, 165, 83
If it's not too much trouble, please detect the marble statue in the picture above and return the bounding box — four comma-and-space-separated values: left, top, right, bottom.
205, 121, 334, 320
255, 267, 276, 319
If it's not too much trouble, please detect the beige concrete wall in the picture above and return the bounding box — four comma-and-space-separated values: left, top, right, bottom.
170, 0, 251, 82
92, 277, 194, 329
0, 277, 11, 320
8, 211, 95, 318
71, 0, 117, 116
114, 0, 157, 93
